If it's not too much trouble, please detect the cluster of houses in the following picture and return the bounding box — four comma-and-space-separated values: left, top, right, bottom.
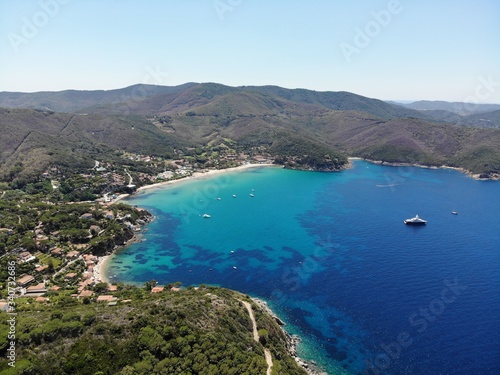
0, 241, 189, 309
34, 222, 50, 245
11, 274, 48, 303
0, 205, 154, 308
39, 149, 275, 206
1, 250, 117, 306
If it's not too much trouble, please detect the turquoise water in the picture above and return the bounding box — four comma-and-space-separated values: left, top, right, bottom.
108, 161, 500, 374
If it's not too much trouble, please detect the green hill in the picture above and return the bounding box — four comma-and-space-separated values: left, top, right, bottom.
0, 83, 197, 113
1, 83, 500, 178
0, 286, 307, 375
0, 108, 191, 185
80, 83, 429, 121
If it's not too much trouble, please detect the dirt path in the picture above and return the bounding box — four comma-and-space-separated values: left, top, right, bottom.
264, 349, 273, 375
241, 300, 273, 375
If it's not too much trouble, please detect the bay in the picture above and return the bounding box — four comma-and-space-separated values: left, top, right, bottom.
107, 160, 500, 375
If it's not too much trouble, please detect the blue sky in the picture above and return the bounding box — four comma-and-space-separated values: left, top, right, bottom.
1, 0, 499, 103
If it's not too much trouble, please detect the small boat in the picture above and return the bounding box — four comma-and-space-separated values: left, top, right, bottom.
404, 214, 427, 225
216, 197, 221, 200
202, 214, 211, 218
451, 211, 458, 215
232, 194, 236, 198
250, 193, 254, 197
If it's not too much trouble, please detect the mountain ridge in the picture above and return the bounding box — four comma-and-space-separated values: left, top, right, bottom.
3, 82, 500, 129
1, 83, 500, 181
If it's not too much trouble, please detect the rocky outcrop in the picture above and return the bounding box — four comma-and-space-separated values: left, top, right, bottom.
252, 298, 328, 375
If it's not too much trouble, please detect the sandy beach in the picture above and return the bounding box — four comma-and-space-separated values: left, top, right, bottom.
138, 163, 276, 192
110, 163, 276, 204
93, 255, 110, 284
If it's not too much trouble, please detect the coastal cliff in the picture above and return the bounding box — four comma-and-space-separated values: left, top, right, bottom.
252, 298, 328, 375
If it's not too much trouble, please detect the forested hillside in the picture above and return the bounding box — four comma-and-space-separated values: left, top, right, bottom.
1, 83, 500, 179
0, 287, 307, 375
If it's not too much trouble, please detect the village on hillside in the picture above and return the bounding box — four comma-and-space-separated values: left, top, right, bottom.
0, 144, 274, 310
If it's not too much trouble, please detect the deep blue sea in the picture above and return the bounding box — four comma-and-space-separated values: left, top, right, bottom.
107, 160, 500, 375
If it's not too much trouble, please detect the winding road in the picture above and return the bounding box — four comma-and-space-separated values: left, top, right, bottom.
241, 300, 273, 375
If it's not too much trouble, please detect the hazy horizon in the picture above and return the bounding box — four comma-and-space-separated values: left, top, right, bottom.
2, 82, 500, 106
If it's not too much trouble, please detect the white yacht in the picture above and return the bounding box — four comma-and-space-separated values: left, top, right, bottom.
403, 214, 427, 225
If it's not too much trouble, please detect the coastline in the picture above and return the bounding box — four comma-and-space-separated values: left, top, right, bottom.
112, 163, 277, 204
351, 157, 500, 181
93, 255, 110, 284
95, 220, 151, 284
252, 298, 328, 375
139, 163, 277, 192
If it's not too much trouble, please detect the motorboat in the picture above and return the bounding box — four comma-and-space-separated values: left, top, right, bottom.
403, 214, 427, 225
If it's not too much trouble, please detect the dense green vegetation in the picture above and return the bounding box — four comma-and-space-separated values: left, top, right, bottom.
0, 287, 306, 375
269, 132, 347, 171
0, 189, 151, 294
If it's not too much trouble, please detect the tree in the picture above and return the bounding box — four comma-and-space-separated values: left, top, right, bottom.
48, 259, 55, 272
94, 282, 108, 293
21, 234, 36, 251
